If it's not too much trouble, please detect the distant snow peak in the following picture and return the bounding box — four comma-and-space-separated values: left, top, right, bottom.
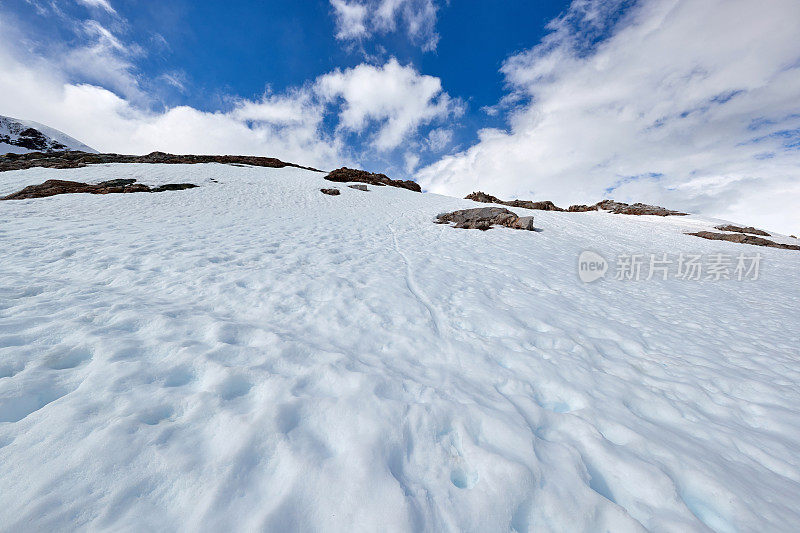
0, 116, 96, 155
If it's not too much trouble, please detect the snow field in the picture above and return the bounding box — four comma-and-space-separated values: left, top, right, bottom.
0, 163, 799, 531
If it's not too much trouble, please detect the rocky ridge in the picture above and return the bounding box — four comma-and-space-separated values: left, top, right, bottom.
0, 151, 322, 173
465, 191, 688, 216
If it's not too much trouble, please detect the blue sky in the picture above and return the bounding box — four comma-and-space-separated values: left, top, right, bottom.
1, 0, 800, 233
2, 0, 570, 169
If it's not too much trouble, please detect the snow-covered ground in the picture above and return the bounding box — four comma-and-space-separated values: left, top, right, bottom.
0, 115, 96, 154
1, 163, 799, 532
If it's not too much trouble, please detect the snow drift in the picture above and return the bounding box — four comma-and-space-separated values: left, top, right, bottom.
0, 163, 798, 532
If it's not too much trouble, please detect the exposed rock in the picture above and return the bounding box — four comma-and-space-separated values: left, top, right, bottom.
715, 225, 771, 236
1, 115, 95, 153
1, 179, 197, 200
325, 167, 421, 192
511, 216, 536, 231
567, 204, 594, 212
567, 200, 687, 216
464, 191, 504, 204
464, 191, 685, 215
98, 178, 137, 187
509, 200, 563, 211
151, 184, 198, 192
436, 207, 535, 231
0, 127, 67, 152
348, 184, 369, 191
792, 235, 797, 239
465, 191, 565, 211
686, 231, 800, 251
320, 188, 341, 196
0, 151, 321, 173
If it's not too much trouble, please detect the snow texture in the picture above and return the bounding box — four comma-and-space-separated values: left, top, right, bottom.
0, 115, 97, 155
0, 164, 799, 532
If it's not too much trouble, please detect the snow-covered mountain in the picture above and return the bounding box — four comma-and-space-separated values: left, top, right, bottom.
0, 162, 798, 531
0, 115, 96, 154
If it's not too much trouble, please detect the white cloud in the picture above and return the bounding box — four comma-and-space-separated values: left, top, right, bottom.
416, 0, 800, 234
75, 0, 116, 15
403, 151, 420, 173
425, 127, 452, 152
317, 58, 463, 151
331, 0, 369, 39
0, 10, 457, 170
330, 0, 440, 51
0, 44, 343, 168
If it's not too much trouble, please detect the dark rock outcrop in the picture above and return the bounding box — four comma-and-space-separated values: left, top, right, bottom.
320, 188, 340, 196
0, 151, 322, 173
348, 184, 369, 191
98, 178, 137, 187
715, 225, 771, 236
464, 191, 504, 204
436, 207, 535, 231
0, 127, 68, 152
151, 183, 198, 192
508, 200, 563, 211
1, 179, 197, 200
465, 191, 565, 211
324, 167, 421, 192
686, 231, 800, 251
464, 191, 685, 215
567, 200, 687, 216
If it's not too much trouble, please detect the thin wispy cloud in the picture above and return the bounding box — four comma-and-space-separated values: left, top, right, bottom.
75, 0, 116, 15
330, 0, 440, 51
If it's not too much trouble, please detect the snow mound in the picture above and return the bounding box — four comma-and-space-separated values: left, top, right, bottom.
0, 115, 97, 155
0, 163, 798, 531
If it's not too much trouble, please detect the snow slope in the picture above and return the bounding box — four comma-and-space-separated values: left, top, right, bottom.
0, 115, 97, 154
0, 164, 799, 532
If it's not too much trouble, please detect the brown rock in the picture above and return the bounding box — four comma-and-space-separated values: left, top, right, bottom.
511, 216, 536, 231
464, 191, 504, 204
465, 191, 565, 211
1, 179, 197, 200
510, 200, 564, 211
715, 225, 770, 236
320, 188, 340, 196
436, 207, 535, 231
686, 231, 800, 251
324, 167, 421, 192
567, 200, 687, 216
595, 200, 687, 216
567, 204, 597, 212
151, 183, 198, 192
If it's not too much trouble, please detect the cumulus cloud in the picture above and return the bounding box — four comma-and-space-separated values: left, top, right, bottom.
416, 0, 800, 234
331, 0, 369, 39
330, 0, 440, 51
317, 58, 463, 151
